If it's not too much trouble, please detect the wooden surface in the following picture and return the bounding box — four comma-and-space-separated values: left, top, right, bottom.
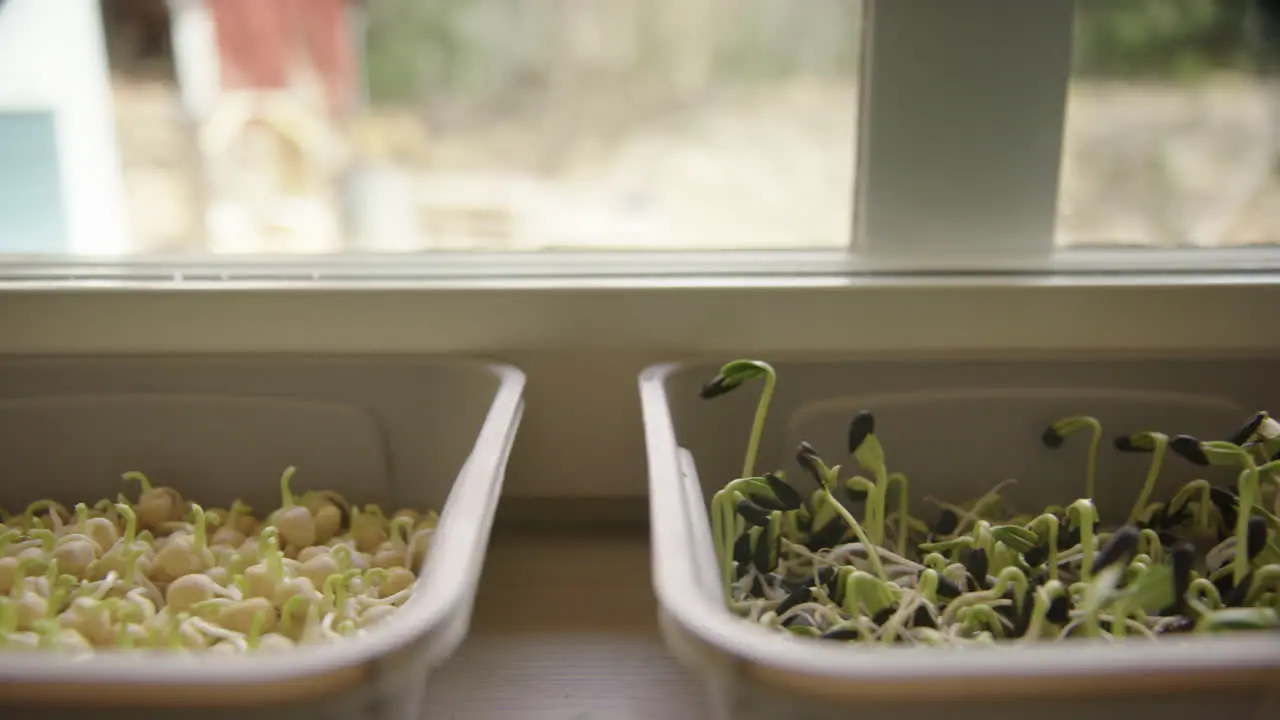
425, 529, 711, 719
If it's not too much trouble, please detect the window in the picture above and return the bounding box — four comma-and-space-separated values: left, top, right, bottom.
1059, 0, 1280, 249
10, 0, 860, 256
0, 0, 1277, 270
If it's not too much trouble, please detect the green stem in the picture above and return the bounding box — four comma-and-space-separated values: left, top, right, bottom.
869, 465, 889, 546
122, 471, 152, 494
711, 491, 734, 602
114, 503, 137, 545
1244, 565, 1280, 606
1024, 580, 1066, 640
389, 516, 414, 550
823, 489, 887, 581
1109, 597, 1132, 638
1029, 514, 1060, 581
972, 521, 995, 556
1068, 499, 1097, 582
228, 500, 250, 528
280, 466, 299, 508
1235, 461, 1280, 585
1082, 418, 1102, 500
991, 566, 1029, 610
887, 472, 910, 557
190, 504, 207, 554
1137, 528, 1164, 564
1127, 435, 1167, 525
1189, 577, 1222, 610
959, 604, 1005, 639
710, 477, 772, 603
24, 500, 62, 528
922, 553, 950, 574
742, 366, 776, 479
264, 530, 283, 582
280, 595, 308, 636
1196, 482, 1211, 533
333, 543, 352, 572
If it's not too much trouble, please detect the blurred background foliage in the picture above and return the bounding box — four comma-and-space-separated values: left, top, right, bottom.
1074, 0, 1273, 78
362, 0, 1277, 108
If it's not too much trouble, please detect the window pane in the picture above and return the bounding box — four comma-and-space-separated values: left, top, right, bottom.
0, 0, 861, 256
1058, 0, 1280, 248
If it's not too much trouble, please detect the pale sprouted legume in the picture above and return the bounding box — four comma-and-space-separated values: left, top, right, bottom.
0, 467, 438, 656
700, 359, 1280, 646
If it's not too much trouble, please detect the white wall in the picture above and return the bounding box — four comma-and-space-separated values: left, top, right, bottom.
0, 0, 130, 254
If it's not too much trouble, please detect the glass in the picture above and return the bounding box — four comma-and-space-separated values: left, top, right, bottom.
1058, 0, 1280, 248
0, 0, 861, 256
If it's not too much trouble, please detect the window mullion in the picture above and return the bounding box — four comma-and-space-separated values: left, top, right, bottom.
854, 0, 1074, 270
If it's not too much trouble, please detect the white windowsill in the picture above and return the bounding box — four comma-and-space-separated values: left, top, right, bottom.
0, 268, 1277, 356
3, 246, 1280, 279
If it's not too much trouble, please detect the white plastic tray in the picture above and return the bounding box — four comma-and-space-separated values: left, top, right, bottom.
0, 355, 525, 720
641, 357, 1280, 720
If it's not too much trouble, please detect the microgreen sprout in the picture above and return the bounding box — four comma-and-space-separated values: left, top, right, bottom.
701, 359, 1280, 647
0, 467, 433, 655
699, 359, 777, 479
1042, 416, 1103, 500
1113, 431, 1169, 526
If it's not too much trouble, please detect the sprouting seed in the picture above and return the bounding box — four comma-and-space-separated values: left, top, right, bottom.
847, 411, 876, 455
1046, 595, 1071, 625
1209, 487, 1240, 531
1222, 573, 1254, 608
752, 524, 780, 574
1171, 542, 1195, 615
1228, 412, 1269, 446
733, 534, 753, 565
1024, 543, 1049, 568
1212, 572, 1236, 603
807, 518, 848, 552
961, 547, 989, 588
1245, 517, 1268, 562
775, 585, 812, 616
1, 469, 433, 656
820, 627, 860, 641
817, 566, 842, 601
1040, 426, 1065, 449
763, 473, 804, 511
871, 605, 897, 626
912, 605, 937, 629
933, 509, 959, 537
935, 575, 963, 600
1094, 526, 1140, 571
736, 499, 774, 527
1169, 435, 1210, 466
1113, 435, 1143, 453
